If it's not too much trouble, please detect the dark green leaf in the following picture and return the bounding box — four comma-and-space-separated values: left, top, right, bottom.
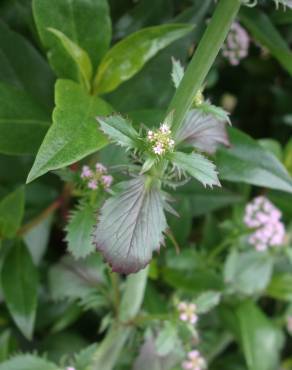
65, 203, 96, 259
97, 114, 139, 149
33, 0, 111, 78
233, 300, 284, 370
240, 7, 292, 76
0, 82, 50, 155
47, 28, 92, 91
0, 354, 60, 370
93, 176, 168, 274
1, 241, 38, 340
224, 250, 273, 295
172, 151, 220, 188
94, 24, 193, 94
0, 21, 54, 109
217, 128, 292, 193
27, 79, 112, 183
266, 273, 292, 301
0, 187, 25, 239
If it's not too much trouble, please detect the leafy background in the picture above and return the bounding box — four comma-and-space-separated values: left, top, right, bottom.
0, 0, 292, 370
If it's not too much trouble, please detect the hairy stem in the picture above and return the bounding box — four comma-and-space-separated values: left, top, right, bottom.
168, 0, 241, 134
88, 267, 149, 370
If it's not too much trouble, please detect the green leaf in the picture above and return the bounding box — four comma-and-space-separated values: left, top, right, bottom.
33, 0, 111, 78
240, 7, 292, 76
1, 241, 38, 340
155, 322, 178, 356
27, 79, 112, 183
0, 187, 25, 239
93, 176, 168, 274
224, 250, 273, 295
97, 114, 140, 149
266, 273, 292, 301
232, 300, 284, 370
0, 21, 54, 109
94, 23, 193, 94
0, 354, 60, 370
65, 203, 96, 259
47, 28, 92, 91
171, 57, 184, 89
217, 127, 292, 193
172, 151, 220, 188
196, 291, 221, 314
0, 82, 50, 155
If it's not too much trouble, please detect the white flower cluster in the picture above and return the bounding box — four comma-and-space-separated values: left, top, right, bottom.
147, 123, 175, 155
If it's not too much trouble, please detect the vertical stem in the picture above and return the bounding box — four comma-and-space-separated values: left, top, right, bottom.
88, 267, 148, 370
169, 0, 241, 135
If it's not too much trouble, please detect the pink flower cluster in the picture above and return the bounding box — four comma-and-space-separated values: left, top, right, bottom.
66, 368, 75, 370
222, 21, 250, 66
182, 350, 207, 370
81, 163, 113, 190
287, 316, 292, 334
244, 196, 285, 252
178, 302, 198, 325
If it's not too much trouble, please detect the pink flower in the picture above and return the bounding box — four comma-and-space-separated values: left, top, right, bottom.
95, 163, 107, 173
81, 165, 92, 179
153, 143, 165, 155
102, 175, 113, 188
287, 316, 292, 333
66, 368, 76, 370
178, 302, 198, 325
88, 180, 98, 190
182, 350, 207, 370
244, 196, 285, 251
222, 21, 250, 66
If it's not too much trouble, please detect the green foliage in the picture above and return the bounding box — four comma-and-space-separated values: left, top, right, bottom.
27, 79, 112, 182
93, 24, 193, 94
0, 187, 25, 239
1, 241, 38, 340
0, 354, 60, 370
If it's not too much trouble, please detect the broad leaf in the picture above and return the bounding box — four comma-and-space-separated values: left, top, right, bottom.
0, 187, 25, 239
33, 0, 111, 78
266, 273, 292, 301
217, 127, 292, 193
27, 79, 112, 183
232, 300, 284, 370
172, 151, 220, 188
97, 114, 139, 149
240, 7, 292, 76
65, 203, 96, 259
0, 21, 54, 109
93, 176, 168, 274
224, 250, 273, 295
196, 291, 221, 314
176, 109, 230, 154
48, 28, 92, 91
94, 24, 193, 94
0, 354, 60, 370
1, 241, 38, 340
0, 82, 50, 155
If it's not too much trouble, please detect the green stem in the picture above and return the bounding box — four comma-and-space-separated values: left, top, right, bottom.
88, 267, 149, 370
168, 0, 241, 135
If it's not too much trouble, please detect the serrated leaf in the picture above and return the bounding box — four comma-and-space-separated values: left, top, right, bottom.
27, 79, 112, 183
0, 354, 60, 370
97, 114, 139, 149
196, 291, 221, 314
1, 241, 38, 340
93, 176, 168, 274
171, 57, 184, 89
172, 151, 220, 188
94, 24, 193, 94
0, 82, 50, 155
65, 203, 96, 259
33, 0, 111, 78
217, 127, 292, 193
47, 28, 92, 91
0, 187, 25, 239
176, 109, 229, 154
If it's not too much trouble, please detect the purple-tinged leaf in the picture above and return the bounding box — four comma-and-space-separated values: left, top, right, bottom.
176, 109, 230, 154
93, 176, 167, 274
